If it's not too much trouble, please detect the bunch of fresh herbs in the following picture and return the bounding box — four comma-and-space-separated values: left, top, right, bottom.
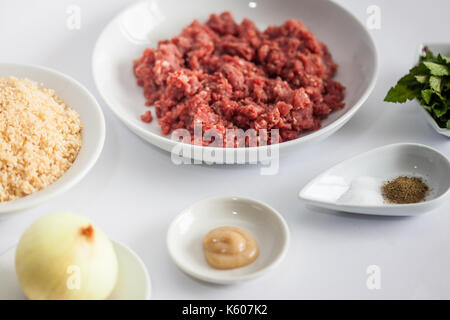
384, 48, 450, 129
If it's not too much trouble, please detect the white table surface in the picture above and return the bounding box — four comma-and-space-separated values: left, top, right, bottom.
1, 0, 450, 300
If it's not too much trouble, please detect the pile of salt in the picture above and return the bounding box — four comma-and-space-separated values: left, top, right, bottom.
337, 176, 384, 206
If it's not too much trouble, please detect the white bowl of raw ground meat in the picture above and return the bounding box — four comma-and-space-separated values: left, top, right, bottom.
93, 0, 377, 163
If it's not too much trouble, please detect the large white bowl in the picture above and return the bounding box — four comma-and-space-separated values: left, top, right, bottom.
92, 0, 378, 162
0, 63, 105, 216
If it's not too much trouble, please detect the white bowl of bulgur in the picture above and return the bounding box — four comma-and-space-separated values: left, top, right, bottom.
0, 63, 105, 215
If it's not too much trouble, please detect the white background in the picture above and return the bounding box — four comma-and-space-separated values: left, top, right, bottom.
1, 0, 450, 299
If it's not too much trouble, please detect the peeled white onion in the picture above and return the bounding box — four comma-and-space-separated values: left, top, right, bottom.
15, 212, 118, 300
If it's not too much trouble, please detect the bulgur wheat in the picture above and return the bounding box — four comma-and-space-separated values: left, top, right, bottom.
0, 77, 82, 202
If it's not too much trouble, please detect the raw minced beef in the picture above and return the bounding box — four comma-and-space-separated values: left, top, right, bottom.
133, 12, 345, 146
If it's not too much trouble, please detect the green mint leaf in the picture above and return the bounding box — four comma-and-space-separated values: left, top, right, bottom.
384, 84, 418, 103
421, 89, 433, 104
437, 54, 450, 65
398, 73, 418, 86
408, 63, 430, 77
415, 75, 428, 84
421, 50, 436, 62
432, 102, 448, 118
447, 120, 450, 129
396, 64, 429, 87
434, 90, 446, 103
423, 61, 450, 76
429, 76, 442, 92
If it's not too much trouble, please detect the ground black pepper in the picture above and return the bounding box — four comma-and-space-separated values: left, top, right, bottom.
382, 176, 429, 204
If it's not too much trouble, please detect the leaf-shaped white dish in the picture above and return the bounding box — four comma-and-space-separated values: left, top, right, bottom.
298, 143, 450, 216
